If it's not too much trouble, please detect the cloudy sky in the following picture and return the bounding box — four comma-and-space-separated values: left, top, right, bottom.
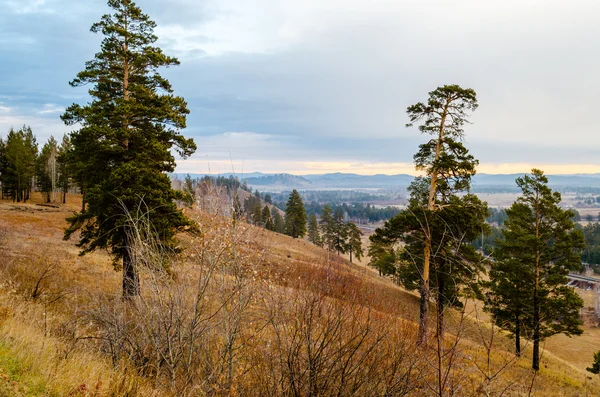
1, 0, 599, 175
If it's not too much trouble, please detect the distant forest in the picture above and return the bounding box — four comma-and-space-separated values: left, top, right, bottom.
267, 190, 401, 223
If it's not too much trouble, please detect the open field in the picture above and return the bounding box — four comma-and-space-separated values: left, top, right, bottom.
0, 193, 599, 395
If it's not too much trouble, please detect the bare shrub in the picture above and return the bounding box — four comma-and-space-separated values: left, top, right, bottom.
248, 287, 425, 396
83, 205, 258, 395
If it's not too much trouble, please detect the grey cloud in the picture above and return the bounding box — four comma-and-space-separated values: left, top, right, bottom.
2, 0, 600, 170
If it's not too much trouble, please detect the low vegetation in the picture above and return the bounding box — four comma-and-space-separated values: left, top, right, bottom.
0, 193, 599, 395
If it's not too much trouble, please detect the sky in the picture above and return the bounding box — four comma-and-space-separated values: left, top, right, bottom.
1, 0, 600, 175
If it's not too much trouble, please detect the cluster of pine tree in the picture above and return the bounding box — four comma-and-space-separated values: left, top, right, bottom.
244, 189, 284, 232
303, 201, 401, 223
368, 86, 584, 371
307, 204, 363, 262
0, 127, 72, 203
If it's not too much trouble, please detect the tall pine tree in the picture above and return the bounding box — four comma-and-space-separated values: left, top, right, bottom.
62, 0, 196, 298
406, 84, 479, 345
307, 213, 322, 246
370, 177, 488, 338
3, 126, 37, 202
332, 207, 348, 255
320, 204, 336, 251
347, 222, 363, 263
57, 134, 72, 204
487, 169, 584, 370
284, 189, 307, 238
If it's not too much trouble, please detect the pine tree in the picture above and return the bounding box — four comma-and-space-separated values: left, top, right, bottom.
252, 203, 263, 225
263, 206, 274, 231
284, 189, 307, 238
61, 0, 196, 298
273, 211, 285, 233
487, 169, 584, 370
3, 126, 38, 202
37, 136, 59, 203
347, 222, 363, 263
406, 84, 479, 345
332, 207, 348, 255
57, 134, 72, 204
233, 193, 242, 221
0, 138, 6, 199
370, 178, 488, 338
307, 213, 322, 246
320, 204, 336, 251
587, 351, 600, 375
183, 174, 195, 207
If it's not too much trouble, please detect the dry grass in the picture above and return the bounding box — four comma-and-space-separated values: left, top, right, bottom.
0, 195, 599, 395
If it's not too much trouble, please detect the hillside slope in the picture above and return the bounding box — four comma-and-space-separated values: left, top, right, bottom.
0, 194, 599, 395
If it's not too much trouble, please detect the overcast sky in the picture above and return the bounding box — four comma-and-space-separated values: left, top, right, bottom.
1, 0, 599, 175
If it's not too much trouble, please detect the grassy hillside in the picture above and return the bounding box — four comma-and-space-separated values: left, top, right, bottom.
0, 193, 599, 396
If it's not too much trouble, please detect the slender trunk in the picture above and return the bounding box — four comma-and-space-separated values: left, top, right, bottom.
81, 188, 85, 212
532, 265, 540, 370
436, 277, 444, 397
350, 250, 353, 263
515, 314, 521, 357
122, 239, 140, 298
418, 101, 449, 346
437, 273, 445, 340
532, 194, 541, 371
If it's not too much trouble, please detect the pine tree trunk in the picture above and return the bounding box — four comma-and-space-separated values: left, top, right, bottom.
533, 266, 540, 370
437, 273, 444, 340
533, 201, 541, 371
350, 250, 353, 263
418, 268, 430, 345
122, 243, 140, 299
418, 101, 449, 346
515, 314, 521, 357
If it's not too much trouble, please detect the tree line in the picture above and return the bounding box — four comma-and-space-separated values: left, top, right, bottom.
180, 176, 366, 261
273, 198, 401, 223
0, 127, 73, 204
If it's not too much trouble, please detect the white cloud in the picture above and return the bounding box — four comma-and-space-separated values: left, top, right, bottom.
5, 0, 54, 14
38, 103, 64, 115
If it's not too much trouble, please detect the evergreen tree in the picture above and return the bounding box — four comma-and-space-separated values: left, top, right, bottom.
182, 174, 195, 207
587, 351, 600, 375
273, 211, 285, 234
3, 126, 37, 202
332, 207, 348, 255
0, 138, 6, 199
62, 0, 196, 298
284, 189, 307, 238
264, 193, 272, 204
487, 169, 584, 370
262, 205, 274, 231
37, 136, 59, 203
406, 84, 479, 345
307, 213, 322, 246
57, 134, 72, 204
347, 222, 363, 263
232, 193, 242, 222
369, 177, 489, 338
320, 204, 336, 251
252, 202, 263, 225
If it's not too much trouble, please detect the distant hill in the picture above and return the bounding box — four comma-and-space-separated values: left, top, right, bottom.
304, 173, 414, 188
245, 173, 312, 187
173, 172, 600, 190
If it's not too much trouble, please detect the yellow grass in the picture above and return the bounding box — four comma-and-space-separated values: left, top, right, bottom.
0, 195, 599, 395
